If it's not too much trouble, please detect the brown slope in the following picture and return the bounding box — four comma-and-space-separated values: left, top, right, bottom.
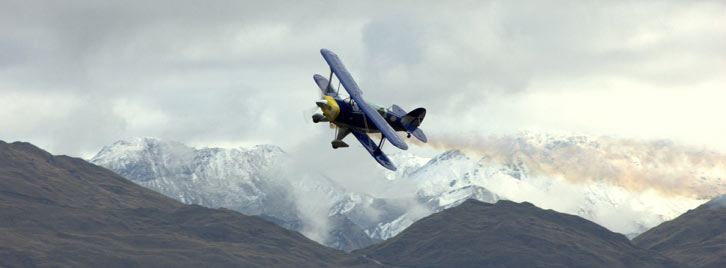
0, 141, 373, 268
633, 196, 726, 268
355, 199, 686, 268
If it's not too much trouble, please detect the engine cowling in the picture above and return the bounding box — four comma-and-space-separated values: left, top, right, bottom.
315, 96, 340, 122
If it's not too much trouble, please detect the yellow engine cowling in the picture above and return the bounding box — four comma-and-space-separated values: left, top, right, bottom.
316, 96, 340, 122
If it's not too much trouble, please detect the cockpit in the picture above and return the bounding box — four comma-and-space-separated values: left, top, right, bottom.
348, 99, 387, 116
371, 104, 387, 117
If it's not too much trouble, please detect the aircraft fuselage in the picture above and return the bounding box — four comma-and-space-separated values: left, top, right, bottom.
332, 98, 407, 133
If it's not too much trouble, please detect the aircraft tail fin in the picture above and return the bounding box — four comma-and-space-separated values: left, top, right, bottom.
402, 108, 426, 127
402, 108, 427, 143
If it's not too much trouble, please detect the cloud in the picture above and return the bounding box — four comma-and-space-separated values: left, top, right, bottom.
0, 0, 724, 159
253, 138, 429, 245
7, 0, 725, 246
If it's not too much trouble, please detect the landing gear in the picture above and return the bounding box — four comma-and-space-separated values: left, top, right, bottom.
332, 140, 349, 149
331, 127, 351, 149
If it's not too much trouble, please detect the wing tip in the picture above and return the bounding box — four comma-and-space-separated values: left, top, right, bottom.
397, 142, 409, 150
383, 163, 397, 171
375, 153, 398, 171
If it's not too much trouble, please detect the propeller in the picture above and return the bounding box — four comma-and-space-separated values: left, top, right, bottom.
300, 106, 335, 130
311, 74, 342, 137
301, 106, 318, 124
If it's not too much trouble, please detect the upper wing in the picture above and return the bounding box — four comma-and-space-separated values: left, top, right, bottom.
320, 48, 408, 150
313, 74, 337, 97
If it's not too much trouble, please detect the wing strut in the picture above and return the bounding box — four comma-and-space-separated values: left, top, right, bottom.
326, 68, 334, 93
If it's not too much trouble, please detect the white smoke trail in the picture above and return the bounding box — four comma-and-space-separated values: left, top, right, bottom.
421, 132, 726, 198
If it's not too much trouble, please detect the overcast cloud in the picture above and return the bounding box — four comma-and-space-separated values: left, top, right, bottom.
1, 0, 725, 161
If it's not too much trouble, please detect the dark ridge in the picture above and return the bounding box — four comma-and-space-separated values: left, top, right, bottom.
634, 195, 726, 268
0, 140, 698, 268
355, 199, 686, 268
0, 141, 370, 268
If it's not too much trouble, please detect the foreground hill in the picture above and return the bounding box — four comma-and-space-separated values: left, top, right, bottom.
634, 196, 726, 268
356, 199, 686, 268
0, 141, 364, 268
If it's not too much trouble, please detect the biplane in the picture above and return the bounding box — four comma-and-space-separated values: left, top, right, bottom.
312, 49, 427, 171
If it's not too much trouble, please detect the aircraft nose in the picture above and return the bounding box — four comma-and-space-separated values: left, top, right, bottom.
315, 100, 330, 109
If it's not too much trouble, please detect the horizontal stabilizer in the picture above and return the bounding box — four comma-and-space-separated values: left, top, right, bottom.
389, 104, 407, 117
410, 128, 427, 143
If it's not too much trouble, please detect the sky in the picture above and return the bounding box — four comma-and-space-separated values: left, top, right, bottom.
1, 0, 725, 161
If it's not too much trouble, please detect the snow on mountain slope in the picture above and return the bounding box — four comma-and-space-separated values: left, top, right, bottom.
393, 133, 712, 238
91, 137, 395, 250
91, 134, 717, 250
91, 137, 291, 217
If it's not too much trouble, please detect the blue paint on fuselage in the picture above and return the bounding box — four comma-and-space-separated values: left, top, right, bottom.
332, 98, 406, 133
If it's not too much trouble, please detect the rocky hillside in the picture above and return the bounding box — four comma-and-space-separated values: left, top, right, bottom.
0, 141, 366, 268
634, 195, 726, 268
356, 199, 686, 268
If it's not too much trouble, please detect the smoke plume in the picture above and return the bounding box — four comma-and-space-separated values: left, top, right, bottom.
423, 133, 726, 199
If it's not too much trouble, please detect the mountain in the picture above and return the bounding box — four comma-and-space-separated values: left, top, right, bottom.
89, 138, 288, 215
90, 134, 716, 251
0, 140, 367, 267
88, 138, 501, 249
356, 199, 687, 268
396, 134, 711, 238
633, 195, 726, 268
89, 137, 386, 251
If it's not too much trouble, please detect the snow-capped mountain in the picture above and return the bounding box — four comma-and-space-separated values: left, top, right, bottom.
91, 134, 718, 250
91, 137, 291, 217
90, 137, 409, 251
393, 133, 716, 238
